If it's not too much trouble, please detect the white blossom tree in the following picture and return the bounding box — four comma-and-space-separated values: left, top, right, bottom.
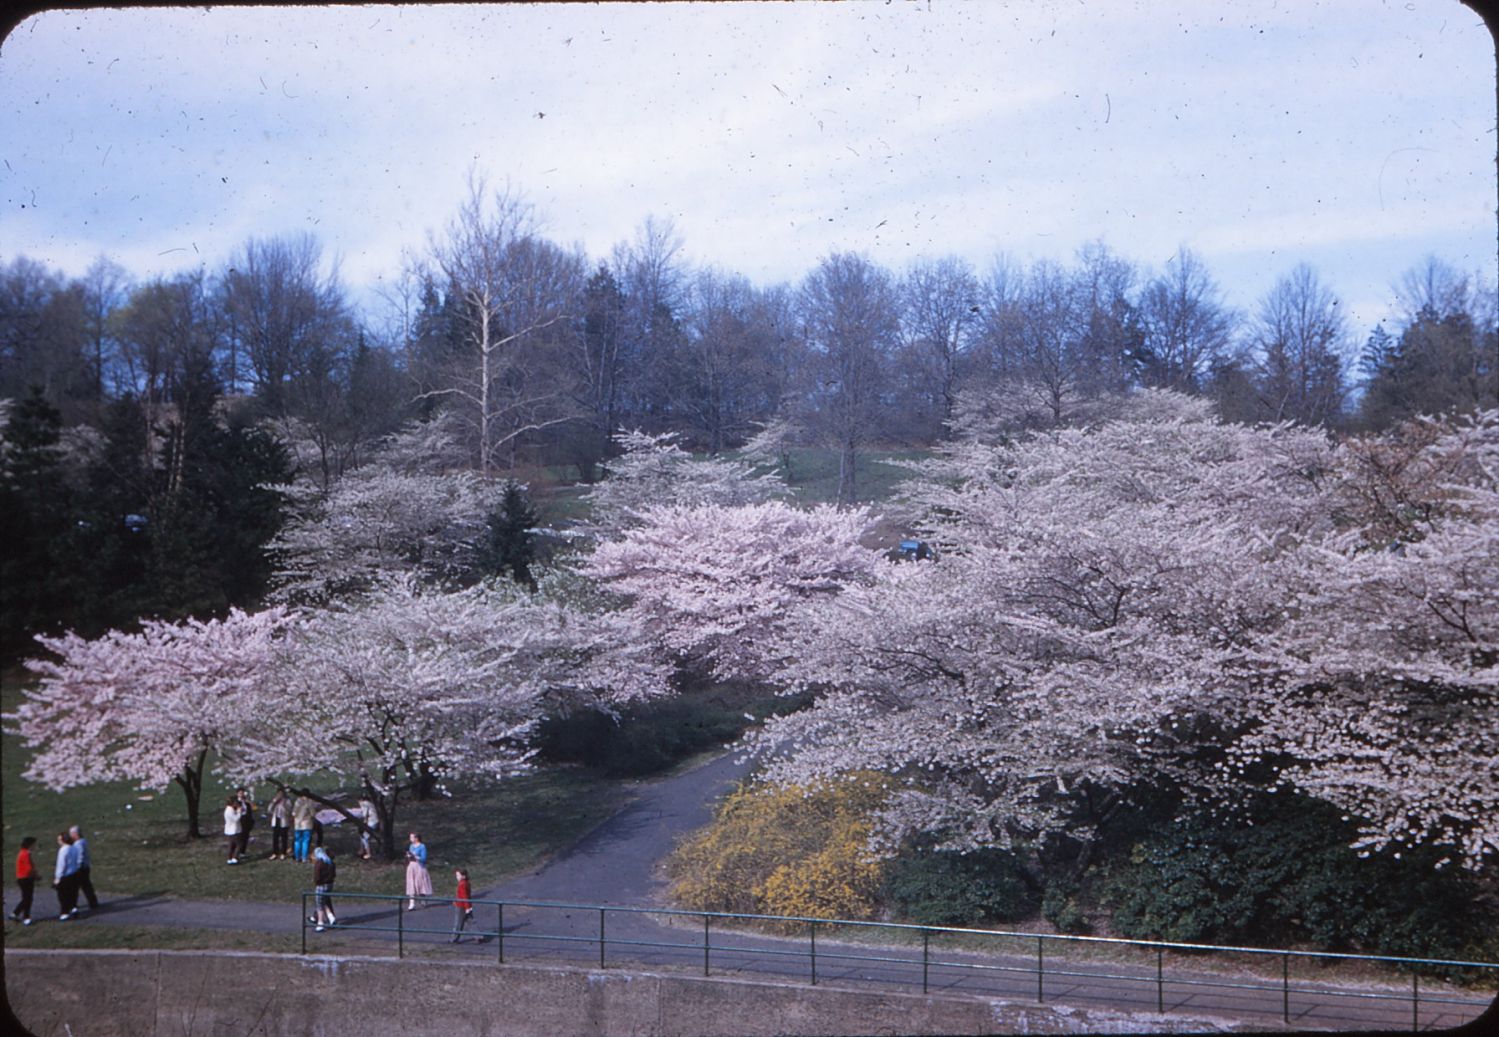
740, 411, 806, 480
737, 396, 1499, 872
750, 398, 1328, 859
268, 416, 490, 604
7, 607, 299, 837
586, 500, 885, 680
1232, 411, 1499, 867
585, 429, 785, 534
232, 578, 669, 858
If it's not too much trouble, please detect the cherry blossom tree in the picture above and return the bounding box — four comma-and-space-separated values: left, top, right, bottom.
740, 412, 806, 481
739, 395, 1498, 872
7, 608, 299, 837
232, 578, 668, 858
584, 429, 785, 534
1233, 411, 1499, 868
268, 416, 490, 604
744, 395, 1336, 864
586, 500, 885, 680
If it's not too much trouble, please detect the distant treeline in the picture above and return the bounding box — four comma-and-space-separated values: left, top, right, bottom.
2, 180, 1495, 651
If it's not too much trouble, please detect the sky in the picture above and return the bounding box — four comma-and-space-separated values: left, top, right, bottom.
0, 1, 1494, 339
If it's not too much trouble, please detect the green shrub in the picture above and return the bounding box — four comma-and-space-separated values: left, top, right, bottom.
1041, 880, 1092, 934
1102, 795, 1495, 963
535, 688, 811, 778
883, 848, 1036, 927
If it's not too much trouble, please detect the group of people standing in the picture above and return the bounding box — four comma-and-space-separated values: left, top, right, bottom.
10, 826, 98, 925
223, 787, 380, 865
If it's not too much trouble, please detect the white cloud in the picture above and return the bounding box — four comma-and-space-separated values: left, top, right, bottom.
0, 0, 1491, 328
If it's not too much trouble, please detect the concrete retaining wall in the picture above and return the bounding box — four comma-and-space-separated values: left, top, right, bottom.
5, 950, 1234, 1036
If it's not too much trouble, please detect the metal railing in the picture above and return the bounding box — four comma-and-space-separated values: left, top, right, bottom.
300, 892, 1497, 1030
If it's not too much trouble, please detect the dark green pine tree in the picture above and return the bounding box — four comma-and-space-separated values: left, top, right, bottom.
147, 347, 292, 618
482, 479, 539, 590
76, 394, 156, 632
1360, 304, 1498, 429
409, 275, 471, 422
1356, 324, 1408, 430
0, 387, 89, 656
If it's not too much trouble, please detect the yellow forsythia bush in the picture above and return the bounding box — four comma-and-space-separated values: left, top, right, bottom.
667, 771, 893, 924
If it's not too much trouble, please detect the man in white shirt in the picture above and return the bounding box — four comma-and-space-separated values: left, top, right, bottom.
53, 832, 81, 920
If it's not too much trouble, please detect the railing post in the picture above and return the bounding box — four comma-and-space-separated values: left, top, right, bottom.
1282, 952, 1290, 1023
810, 920, 818, 986
599, 907, 607, 968
1037, 937, 1044, 1002
703, 914, 711, 977
922, 930, 930, 995
1156, 946, 1164, 1014
300, 893, 307, 955
398, 900, 405, 959
1412, 972, 1419, 1033
497, 905, 509, 971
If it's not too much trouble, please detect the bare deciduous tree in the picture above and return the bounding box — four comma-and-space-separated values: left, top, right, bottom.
423, 175, 579, 477
221, 233, 350, 410
1137, 247, 1236, 393
1252, 263, 1350, 426
898, 256, 980, 439
800, 253, 900, 506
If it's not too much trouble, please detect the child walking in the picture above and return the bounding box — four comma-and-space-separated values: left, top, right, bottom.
310, 847, 337, 932
450, 868, 473, 943
11, 836, 37, 925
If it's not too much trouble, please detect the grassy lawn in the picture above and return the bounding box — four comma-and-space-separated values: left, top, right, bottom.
2, 667, 629, 905
522, 444, 934, 519
770, 446, 928, 507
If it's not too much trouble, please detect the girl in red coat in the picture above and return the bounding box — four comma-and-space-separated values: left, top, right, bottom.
450, 868, 473, 943
10, 836, 37, 925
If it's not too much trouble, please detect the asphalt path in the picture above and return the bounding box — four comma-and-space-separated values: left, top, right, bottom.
493, 748, 753, 905
6, 752, 1496, 1032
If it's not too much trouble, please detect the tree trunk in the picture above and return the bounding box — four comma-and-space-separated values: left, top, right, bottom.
837, 439, 857, 507
174, 748, 207, 838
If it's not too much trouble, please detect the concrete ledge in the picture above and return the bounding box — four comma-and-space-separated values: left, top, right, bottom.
5, 949, 1240, 1036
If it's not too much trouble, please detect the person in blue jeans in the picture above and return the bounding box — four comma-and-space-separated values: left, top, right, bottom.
292, 794, 317, 862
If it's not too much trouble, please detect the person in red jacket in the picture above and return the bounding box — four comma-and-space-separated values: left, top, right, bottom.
10, 836, 37, 925
450, 868, 473, 943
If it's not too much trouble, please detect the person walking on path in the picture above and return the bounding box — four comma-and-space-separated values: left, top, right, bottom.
11, 836, 38, 925
310, 846, 337, 932
53, 831, 81, 919
67, 826, 99, 911
404, 832, 431, 910
267, 790, 291, 860
291, 794, 316, 863
450, 868, 473, 943
223, 796, 243, 865
234, 788, 257, 860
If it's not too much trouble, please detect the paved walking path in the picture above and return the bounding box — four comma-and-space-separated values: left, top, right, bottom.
6, 752, 1496, 1032
493, 748, 752, 905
